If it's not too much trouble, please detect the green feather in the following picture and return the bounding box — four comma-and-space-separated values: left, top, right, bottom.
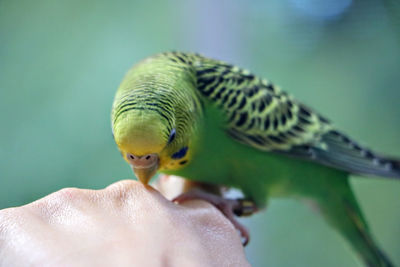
112, 52, 399, 266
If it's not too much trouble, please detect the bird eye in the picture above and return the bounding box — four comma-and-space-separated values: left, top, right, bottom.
168, 128, 176, 143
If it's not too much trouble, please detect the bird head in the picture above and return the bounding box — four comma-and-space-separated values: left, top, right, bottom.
112, 104, 196, 184
112, 55, 202, 184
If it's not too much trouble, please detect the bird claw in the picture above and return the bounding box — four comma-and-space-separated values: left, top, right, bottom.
172, 189, 257, 246
233, 199, 258, 217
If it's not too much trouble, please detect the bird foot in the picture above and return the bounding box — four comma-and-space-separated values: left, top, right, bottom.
172, 189, 257, 246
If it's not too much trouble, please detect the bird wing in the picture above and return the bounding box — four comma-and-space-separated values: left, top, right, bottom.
194, 55, 331, 151
193, 54, 400, 178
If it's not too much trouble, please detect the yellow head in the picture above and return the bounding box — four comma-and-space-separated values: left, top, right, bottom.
112, 102, 197, 184
112, 54, 201, 184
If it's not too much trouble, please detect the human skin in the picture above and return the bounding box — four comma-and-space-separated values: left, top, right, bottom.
0, 178, 250, 267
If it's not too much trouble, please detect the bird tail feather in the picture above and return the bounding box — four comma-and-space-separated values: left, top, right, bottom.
316, 179, 394, 267
316, 131, 400, 179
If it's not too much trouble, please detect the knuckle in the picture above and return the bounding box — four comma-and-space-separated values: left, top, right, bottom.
54, 187, 82, 200
106, 179, 140, 191
28, 187, 84, 216
105, 180, 145, 203
104, 180, 174, 219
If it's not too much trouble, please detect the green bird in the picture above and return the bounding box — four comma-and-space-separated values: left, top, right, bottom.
111, 52, 399, 266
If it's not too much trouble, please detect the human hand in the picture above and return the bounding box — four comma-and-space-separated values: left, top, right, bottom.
0, 179, 250, 267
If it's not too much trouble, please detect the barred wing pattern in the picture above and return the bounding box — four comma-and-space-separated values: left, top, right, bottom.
193, 55, 332, 151
186, 53, 399, 178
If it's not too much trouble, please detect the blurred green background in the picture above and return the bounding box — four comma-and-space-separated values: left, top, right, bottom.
1, 0, 399, 266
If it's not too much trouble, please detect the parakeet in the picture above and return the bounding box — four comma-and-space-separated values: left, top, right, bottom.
111, 52, 399, 267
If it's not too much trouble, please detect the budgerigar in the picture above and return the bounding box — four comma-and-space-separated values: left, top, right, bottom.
111, 52, 399, 266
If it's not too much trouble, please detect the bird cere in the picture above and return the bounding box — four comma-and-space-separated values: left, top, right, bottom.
112, 52, 399, 266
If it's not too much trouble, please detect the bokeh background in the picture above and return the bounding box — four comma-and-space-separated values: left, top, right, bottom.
1, 0, 399, 266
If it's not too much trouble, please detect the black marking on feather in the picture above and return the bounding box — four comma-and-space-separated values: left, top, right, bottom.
202, 83, 218, 97
196, 68, 216, 76
114, 97, 175, 128
281, 115, 287, 125
245, 74, 255, 80
258, 100, 266, 112
273, 117, 279, 130
341, 135, 351, 144
293, 125, 305, 133
246, 134, 265, 145
299, 117, 312, 125
266, 84, 274, 92
299, 106, 312, 117
364, 150, 375, 160
198, 76, 216, 91
286, 130, 297, 138
221, 89, 233, 105
145, 103, 174, 120
246, 86, 259, 97
287, 109, 293, 119
175, 55, 187, 63
228, 110, 237, 123
115, 101, 139, 114
264, 95, 272, 106
115, 101, 174, 124
238, 97, 246, 109
236, 112, 248, 127
116, 106, 172, 129
202, 81, 217, 96
215, 86, 227, 99
318, 115, 329, 123
269, 135, 284, 144
247, 89, 255, 97
237, 77, 245, 85
278, 132, 288, 140
221, 68, 231, 76
179, 160, 188, 165
227, 96, 237, 108
246, 118, 255, 129
227, 129, 246, 143
264, 116, 270, 130
197, 83, 206, 92
330, 130, 341, 136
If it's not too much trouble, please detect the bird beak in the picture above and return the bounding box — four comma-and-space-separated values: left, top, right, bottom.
132, 162, 159, 184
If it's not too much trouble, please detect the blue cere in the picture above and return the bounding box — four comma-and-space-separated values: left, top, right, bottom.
172, 146, 188, 159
